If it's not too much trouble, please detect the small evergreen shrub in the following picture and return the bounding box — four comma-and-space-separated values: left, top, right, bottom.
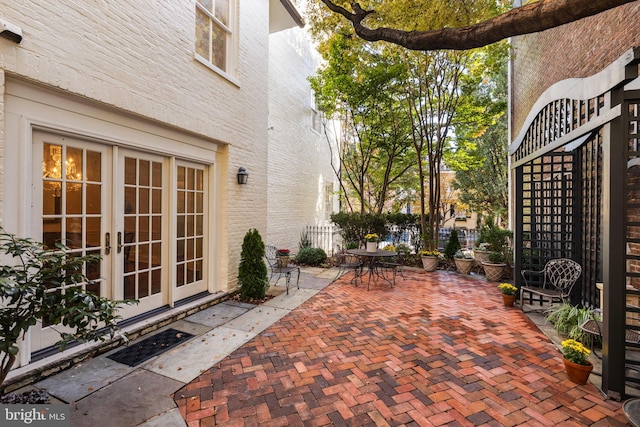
296, 247, 327, 265
444, 229, 462, 259
238, 229, 268, 300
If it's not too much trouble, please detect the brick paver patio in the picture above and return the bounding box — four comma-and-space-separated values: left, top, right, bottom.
174, 270, 629, 426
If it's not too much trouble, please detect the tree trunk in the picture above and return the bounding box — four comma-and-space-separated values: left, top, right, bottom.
0, 353, 16, 389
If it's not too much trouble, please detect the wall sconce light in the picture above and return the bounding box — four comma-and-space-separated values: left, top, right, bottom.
237, 167, 248, 185
0, 19, 23, 44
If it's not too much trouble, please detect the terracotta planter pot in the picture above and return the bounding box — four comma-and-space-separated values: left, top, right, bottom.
502, 294, 516, 307
366, 241, 378, 253
563, 358, 593, 385
454, 258, 474, 275
482, 262, 506, 282
421, 256, 439, 272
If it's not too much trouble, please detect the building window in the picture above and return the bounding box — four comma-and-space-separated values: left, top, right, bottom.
311, 91, 322, 134
324, 182, 333, 221
195, 0, 234, 76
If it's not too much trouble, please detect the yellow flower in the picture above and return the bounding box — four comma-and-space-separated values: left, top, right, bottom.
498, 283, 517, 296
364, 233, 379, 242
419, 250, 440, 257
561, 339, 590, 365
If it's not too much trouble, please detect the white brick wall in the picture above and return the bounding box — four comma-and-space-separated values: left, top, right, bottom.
267, 27, 338, 253
0, 1, 272, 286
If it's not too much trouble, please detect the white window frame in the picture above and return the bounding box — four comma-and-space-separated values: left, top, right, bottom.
195, 0, 239, 85
311, 91, 323, 134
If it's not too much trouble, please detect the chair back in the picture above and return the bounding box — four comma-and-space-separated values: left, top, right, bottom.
545, 258, 581, 293
264, 245, 278, 268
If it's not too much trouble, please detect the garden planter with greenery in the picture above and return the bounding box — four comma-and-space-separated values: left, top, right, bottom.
419, 250, 440, 272
482, 251, 507, 282
562, 339, 593, 384
454, 250, 474, 275
497, 283, 518, 307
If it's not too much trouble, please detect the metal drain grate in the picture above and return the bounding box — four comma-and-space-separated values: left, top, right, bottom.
107, 328, 194, 367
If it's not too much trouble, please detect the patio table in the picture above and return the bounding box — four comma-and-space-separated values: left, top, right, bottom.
347, 249, 397, 290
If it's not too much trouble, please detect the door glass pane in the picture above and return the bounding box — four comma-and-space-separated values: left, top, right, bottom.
124, 275, 136, 299
66, 217, 83, 249
86, 184, 101, 214
177, 166, 185, 189
196, 170, 203, 191
43, 143, 62, 179
152, 216, 161, 240
152, 162, 162, 187
139, 160, 150, 187
86, 217, 101, 247
152, 243, 161, 268
138, 271, 149, 298
43, 218, 61, 249
139, 188, 149, 214
43, 182, 62, 215
66, 147, 83, 181
125, 187, 136, 214
66, 183, 83, 214
86, 151, 101, 182
151, 269, 161, 294
152, 189, 162, 213
125, 158, 137, 185
139, 216, 149, 242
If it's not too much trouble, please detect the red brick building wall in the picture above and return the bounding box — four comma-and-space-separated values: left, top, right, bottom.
511, 2, 640, 137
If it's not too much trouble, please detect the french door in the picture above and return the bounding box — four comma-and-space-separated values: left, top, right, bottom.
31, 133, 209, 353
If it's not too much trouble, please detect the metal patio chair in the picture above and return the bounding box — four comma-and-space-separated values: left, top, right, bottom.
265, 245, 300, 294
332, 248, 362, 285
520, 258, 582, 311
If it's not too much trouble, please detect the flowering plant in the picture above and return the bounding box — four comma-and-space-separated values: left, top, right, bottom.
419, 249, 441, 257
454, 250, 473, 259
382, 244, 396, 252
498, 283, 517, 296
364, 233, 379, 242
475, 242, 490, 251
562, 339, 591, 365
275, 248, 290, 256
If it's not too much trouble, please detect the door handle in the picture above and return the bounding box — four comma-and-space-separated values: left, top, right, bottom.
105, 232, 111, 255
117, 232, 123, 254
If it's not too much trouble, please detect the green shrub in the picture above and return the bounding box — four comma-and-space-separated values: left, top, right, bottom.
444, 229, 462, 260
296, 247, 327, 265
238, 229, 268, 300
545, 303, 601, 346
0, 229, 135, 387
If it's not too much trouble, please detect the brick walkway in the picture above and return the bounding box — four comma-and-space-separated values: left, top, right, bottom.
174, 270, 629, 426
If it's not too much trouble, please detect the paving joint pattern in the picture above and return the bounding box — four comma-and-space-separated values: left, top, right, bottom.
174, 270, 629, 426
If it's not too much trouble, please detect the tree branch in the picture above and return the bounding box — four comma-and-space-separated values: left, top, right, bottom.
319, 0, 637, 50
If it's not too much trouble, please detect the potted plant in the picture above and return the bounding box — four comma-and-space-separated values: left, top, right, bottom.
497, 283, 518, 306
482, 251, 507, 282
419, 249, 440, 272
275, 248, 290, 267
454, 250, 474, 275
473, 242, 491, 265
561, 339, 593, 384
364, 233, 379, 253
